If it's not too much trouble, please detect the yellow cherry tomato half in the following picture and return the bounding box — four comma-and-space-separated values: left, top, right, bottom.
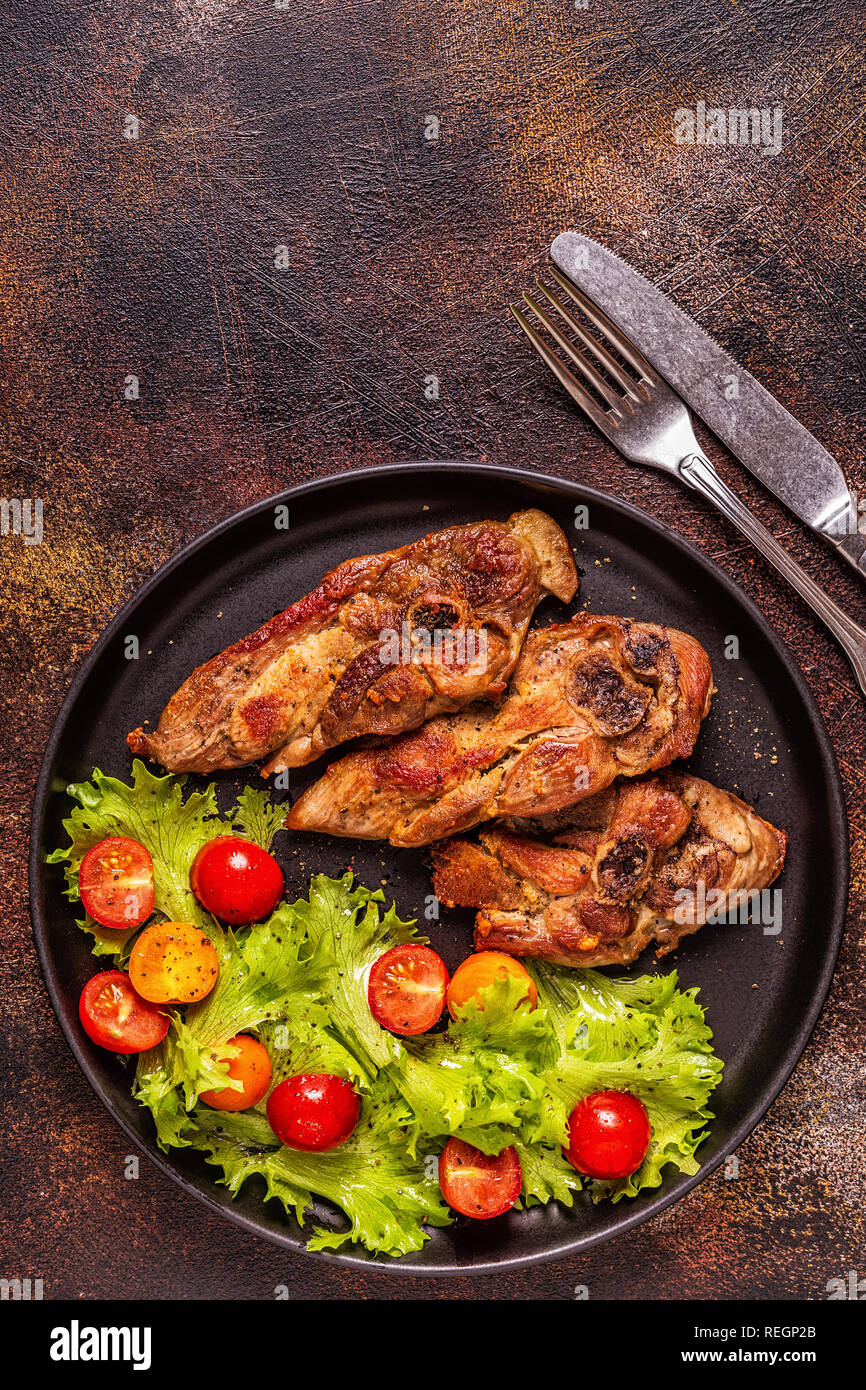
128, 921, 219, 1004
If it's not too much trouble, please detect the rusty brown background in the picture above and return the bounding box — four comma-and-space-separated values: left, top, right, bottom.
2, 0, 865, 1300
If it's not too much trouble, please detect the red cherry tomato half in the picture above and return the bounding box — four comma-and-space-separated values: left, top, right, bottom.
266, 1073, 360, 1152
564, 1090, 651, 1180
438, 1138, 522, 1219
368, 944, 449, 1036
190, 836, 285, 925
78, 971, 169, 1054
79, 837, 155, 930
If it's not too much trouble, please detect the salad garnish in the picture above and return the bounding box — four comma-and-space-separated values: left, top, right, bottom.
49, 761, 724, 1257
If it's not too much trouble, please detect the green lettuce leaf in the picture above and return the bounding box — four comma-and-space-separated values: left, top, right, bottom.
46, 759, 287, 959
391, 974, 562, 1154
231, 786, 288, 852
46, 760, 231, 957
193, 1085, 451, 1258
289, 874, 422, 1074
135, 902, 336, 1117
258, 1018, 367, 1091
516, 1140, 584, 1209
529, 962, 724, 1201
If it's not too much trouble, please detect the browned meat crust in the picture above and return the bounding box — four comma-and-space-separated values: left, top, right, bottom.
126, 510, 577, 774
431, 774, 787, 967
287, 614, 713, 846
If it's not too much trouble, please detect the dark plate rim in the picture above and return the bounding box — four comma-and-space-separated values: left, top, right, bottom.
29, 460, 849, 1277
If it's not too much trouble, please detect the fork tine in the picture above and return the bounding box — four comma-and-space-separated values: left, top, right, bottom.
534, 282, 645, 402
509, 304, 621, 432
521, 290, 627, 412
549, 265, 661, 385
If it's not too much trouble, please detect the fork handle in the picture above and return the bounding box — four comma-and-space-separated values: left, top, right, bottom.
679, 452, 866, 697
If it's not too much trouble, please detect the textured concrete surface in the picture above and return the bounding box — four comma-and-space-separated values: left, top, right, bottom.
1, 0, 864, 1299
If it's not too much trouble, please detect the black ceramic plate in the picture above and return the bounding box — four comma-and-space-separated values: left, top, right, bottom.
30, 462, 847, 1275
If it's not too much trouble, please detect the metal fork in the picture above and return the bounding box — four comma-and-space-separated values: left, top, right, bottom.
510, 266, 866, 697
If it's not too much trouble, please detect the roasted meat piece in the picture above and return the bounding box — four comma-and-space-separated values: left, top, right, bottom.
287, 614, 713, 845
127, 510, 577, 774
431, 773, 787, 967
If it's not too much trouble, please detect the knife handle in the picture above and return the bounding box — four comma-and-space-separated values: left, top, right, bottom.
679, 452, 866, 698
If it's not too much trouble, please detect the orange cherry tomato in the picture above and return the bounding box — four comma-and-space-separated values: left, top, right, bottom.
200, 1034, 273, 1111
79, 837, 155, 930
368, 944, 449, 1035
438, 1138, 522, 1219
446, 950, 537, 1019
128, 921, 219, 1004
78, 970, 169, 1054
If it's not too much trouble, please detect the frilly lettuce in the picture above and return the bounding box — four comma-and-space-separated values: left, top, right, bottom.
50, 763, 724, 1257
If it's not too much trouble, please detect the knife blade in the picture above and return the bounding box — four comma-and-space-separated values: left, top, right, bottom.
549, 231, 866, 576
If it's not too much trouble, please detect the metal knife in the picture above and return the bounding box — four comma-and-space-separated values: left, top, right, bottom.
550, 232, 866, 577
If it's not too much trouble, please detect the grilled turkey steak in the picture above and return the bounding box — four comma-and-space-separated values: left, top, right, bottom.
127, 510, 577, 774
287, 613, 713, 845
431, 773, 786, 967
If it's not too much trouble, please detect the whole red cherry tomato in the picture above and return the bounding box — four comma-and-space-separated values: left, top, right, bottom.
564, 1090, 651, 1179
266, 1073, 360, 1151
190, 836, 284, 924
